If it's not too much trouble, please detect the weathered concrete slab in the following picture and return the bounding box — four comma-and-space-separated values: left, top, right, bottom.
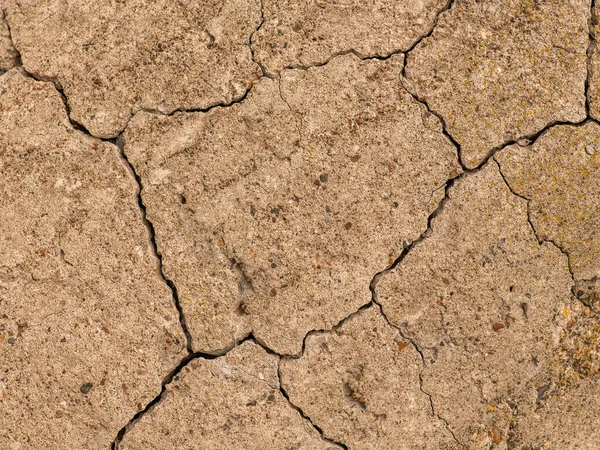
121, 55, 460, 356
118, 341, 339, 450
0, 70, 185, 449
406, 0, 588, 168
376, 162, 573, 448
4, 0, 262, 138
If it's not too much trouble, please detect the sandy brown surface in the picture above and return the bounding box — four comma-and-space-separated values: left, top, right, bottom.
1, 1, 599, 449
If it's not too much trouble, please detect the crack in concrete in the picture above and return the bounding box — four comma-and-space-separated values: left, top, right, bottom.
109, 337, 252, 450
277, 360, 350, 450
112, 136, 195, 354
110, 334, 345, 449
495, 155, 577, 284
255, 0, 454, 76
369, 299, 464, 448
3, 3, 598, 446
587, 0, 597, 117
0, 8, 21, 71
2, 8, 268, 139
400, 0, 455, 78
249, 0, 273, 80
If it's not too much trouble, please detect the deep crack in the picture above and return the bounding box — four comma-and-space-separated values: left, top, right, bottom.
110, 336, 256, 449
401, 0, 455, 78
113, 136, 195, 354
587, 0, 597, 117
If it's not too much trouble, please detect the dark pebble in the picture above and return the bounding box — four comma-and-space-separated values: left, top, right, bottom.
80, 382, 93, 394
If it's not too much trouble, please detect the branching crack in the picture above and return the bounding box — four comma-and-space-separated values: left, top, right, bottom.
110, 336, 255, 449
110, 334, 344, 449
370, 300, 464, 448
495, 156, 576, 284
272, 0, 454, 74
401, 0, 455, 78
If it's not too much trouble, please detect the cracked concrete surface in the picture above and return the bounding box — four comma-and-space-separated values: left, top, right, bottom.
406, 0, 589, 168
0, 70, 185, 449
118, 341, 339, 450
120, 55, 460, 356
2, 0, 600, 449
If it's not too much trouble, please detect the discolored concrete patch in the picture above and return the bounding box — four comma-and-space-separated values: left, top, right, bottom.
279, 305, 459, 450
0, 70, 185, 449
118, 341, 339, 450
496, 122, 600, 281
376, 162, 573, 448
406, 0, 589, 168
508, 296, 600, 449
3, 0, 262, 138
121, 54, 461, 356
252, 0, 449, 74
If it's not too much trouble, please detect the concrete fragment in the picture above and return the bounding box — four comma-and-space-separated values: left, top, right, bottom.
496, 122, 600, 280
376, 162, 573, 448
0, 70, 185, 449
253, 0, 448, 74
118, 341, 338, 450
279, 306, 458, 450
406, 0, 588, 168
4, 0, 262, 138
121, 55, 461, 355
0, 11, 19, 71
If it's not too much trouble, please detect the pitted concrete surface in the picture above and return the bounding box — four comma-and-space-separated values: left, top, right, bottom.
1, 1, 600, 449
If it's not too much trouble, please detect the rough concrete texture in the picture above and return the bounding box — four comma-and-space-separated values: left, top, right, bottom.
376, 163, 573, 449
122, 54, 460, 356
496, 123, 600, 281
279, 305, 459, 449
3, 0, 262, 138
0, 70, 185, 449
2, 0, 600, 448
406, 0, 589, 168
252, 0, 449, 74
588, 1, 600, 119
118, 341, 339, 450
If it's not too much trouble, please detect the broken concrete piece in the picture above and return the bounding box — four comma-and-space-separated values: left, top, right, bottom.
118, 341, 338, 450
0, 70, 185, 449
496, 123, 600, 281
0, 10, 19, 71
4, 0, 262, 138
279, 306, 458, 450
121, 54, 461, 355
406, 0, 588, 168
376, 162, 573, 448
252, 0, 449, 74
